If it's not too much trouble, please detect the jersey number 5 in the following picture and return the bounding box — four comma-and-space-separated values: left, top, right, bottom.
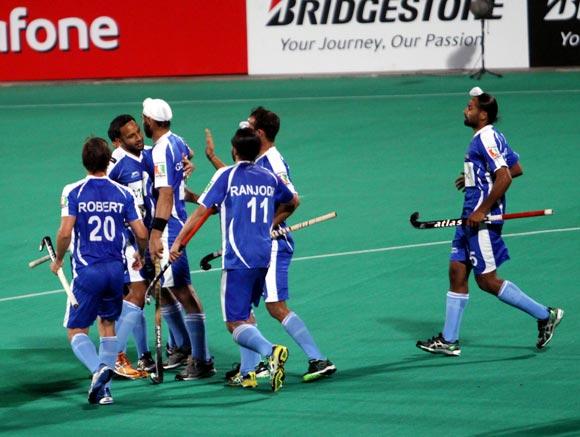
247, 197, 268, 223
88, 215, 116, 242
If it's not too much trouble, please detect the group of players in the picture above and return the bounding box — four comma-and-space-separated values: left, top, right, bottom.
50, 99, 336, 405
49, 86, 565, 406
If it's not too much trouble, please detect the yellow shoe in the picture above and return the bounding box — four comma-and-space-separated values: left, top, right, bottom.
241, 372, 257, 389
114, 352, 148, 380
268, 345, 289, 392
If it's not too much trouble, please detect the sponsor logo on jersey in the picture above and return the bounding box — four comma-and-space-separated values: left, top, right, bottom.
154, 163, 166, 177
278, 172, 291, 185
131, 171, 140, 178
487, 146, 500, 159
544, 0, 580, 21
266, 0, 503, 26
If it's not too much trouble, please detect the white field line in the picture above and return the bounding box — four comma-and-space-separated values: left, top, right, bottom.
1, 89, 580, 110
2, 226, 578, 303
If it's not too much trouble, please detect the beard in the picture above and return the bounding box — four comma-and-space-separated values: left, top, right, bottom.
464, 116, 476, 128
144, 122, 153, 138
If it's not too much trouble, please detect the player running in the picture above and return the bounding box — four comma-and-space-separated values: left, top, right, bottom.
416, 88, 564, 356
51, 137, 148, 405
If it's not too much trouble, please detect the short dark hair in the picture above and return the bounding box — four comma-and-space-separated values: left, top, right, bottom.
82, 137, 111, 173
476, 93, 499, 124
108, 114, 135, 142
231, 128, 261, 161
250, 106, 280, 142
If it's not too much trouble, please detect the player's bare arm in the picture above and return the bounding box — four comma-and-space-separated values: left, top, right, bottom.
272, 194, 299, 229
129, 219, 148, 269
205, 128, 226, 170
184, 187, 200, 204
149, 186, 173, 260
510, 162, 523, 178
51, 216, 75, 274
467, 167, 512, 227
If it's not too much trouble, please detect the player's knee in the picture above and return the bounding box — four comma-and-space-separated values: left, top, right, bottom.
266, 302, 290, 322
475, 273, 501, 295
449, 262, 469, 291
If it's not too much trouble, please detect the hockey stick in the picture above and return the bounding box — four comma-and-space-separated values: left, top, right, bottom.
199, 211, 338, 271
40, 236, 79, 308
410, 209, 554, 229
149, 261, 164, 384
28, 254, 51, 269
145, 207, 214, 301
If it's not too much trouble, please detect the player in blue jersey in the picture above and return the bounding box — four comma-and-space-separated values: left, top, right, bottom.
107, 114, 155, 379
142, 98, 214, 380
51, 137, 148, 405
205, 107, 336, 383
170, 127, 297, 391
416, 89, 564, 356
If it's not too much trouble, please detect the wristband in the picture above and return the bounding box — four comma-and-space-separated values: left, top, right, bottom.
151, 217, 168, 232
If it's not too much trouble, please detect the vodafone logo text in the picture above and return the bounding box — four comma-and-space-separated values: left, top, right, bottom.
0, 7, 119, 53
267, 0, 503, 26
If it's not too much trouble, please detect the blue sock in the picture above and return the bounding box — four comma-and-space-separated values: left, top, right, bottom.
132, 310, 149, 357
184, 313, 211, 362
116, 301, 141, 352
99, 336, 118, 369
498, 281, 549, 320
282, 312, 324, 360
161, 304, 190, 350
442, 291, 469, 343
70, 333, 100, 373
232, 324, 273, 357
167, 328, 176, 349
99, 336, 117, 389
239, 345, 261, 375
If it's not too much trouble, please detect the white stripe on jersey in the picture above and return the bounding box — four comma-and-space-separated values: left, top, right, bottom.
479, 126, 507, 170
478, 226, 497, 274
228, 219, 250, 268
257, 147, 297, 194
264, 239, 280, 302
220, 271, 228, 321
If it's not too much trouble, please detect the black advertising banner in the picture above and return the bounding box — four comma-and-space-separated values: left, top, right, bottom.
529, 0, 580, 66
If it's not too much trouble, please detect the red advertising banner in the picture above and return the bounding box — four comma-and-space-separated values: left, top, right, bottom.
0, 1, 248, 81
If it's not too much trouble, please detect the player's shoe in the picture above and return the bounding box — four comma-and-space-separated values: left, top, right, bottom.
537, 307, 564, 349
268, 345, 289, 392
416, 333, 461, 356
98, 387, 114, 405
224, 361, 269, 381
163, 347, 190, 370
175, 357, 216, 381
114, 352, 147, 379
302, 359, 337, 382
88, 364, 113, 404
137, 352, 156, 373
226, 371, 258, 388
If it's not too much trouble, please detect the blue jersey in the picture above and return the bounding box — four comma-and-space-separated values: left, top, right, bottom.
107, 146, 154, 227
60, 176, 140, 275
256, 147, 297, 249
151, 131, 191, 223
198, 162, 294, 269
462, 125, 519, 221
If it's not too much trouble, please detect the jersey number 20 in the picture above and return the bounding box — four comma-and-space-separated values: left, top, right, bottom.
88, 215, 116, 241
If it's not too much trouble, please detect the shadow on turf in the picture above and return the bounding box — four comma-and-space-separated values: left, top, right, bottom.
473, 417, 580, 436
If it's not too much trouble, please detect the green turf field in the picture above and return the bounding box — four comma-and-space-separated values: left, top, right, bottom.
1, 71, 579, 435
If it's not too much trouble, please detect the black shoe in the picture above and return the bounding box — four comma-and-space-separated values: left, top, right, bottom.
416, 333, 461, 356
224, 361, 269, 381
137, 352, 156, 373
163, 347, 190, 370
302, 359, 337, 382
175, 357, 216, 381
224, 363, 241, 381
537, 307, 564, 349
